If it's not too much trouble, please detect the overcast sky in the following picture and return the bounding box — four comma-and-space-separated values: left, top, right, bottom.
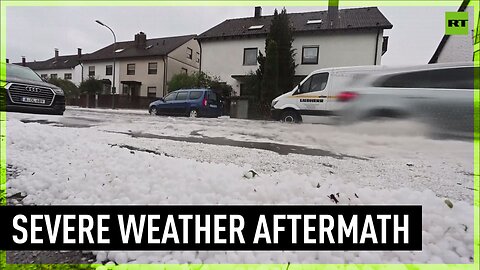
7, 4, 461, 66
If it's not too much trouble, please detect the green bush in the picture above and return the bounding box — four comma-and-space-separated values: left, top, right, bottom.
79, 78, 104, 95
168, 71, 233, 98
47, 78, 80, 99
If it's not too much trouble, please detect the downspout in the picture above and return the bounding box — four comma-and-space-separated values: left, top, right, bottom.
374, 29, 380, 65
163, 56, 168, 96
80, 63, 84, 83
198, 39, 202, 73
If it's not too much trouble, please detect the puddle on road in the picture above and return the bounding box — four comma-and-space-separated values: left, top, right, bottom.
110, 130, 368, 160
19, 119, 93, 128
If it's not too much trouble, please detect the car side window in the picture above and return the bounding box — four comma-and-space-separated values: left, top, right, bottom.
176, 92, 188, 100
189, 91, 203, 100
376, 67, 475, 89
299, 72, 329, 93
164, 93, 177, 101
309, 73, 329, 92
299, 77, 312, 93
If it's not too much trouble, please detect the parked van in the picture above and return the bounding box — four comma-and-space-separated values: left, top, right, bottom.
271, 65, 385, 123
149, 89, 222, 118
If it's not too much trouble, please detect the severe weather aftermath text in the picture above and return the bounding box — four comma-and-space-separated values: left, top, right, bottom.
0, 205, 422, 251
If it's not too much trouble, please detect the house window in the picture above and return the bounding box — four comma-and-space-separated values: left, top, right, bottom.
196, 52, 200, 63
187, 47, 193, 59
106, 65, 113, 75
243, 48, 258, 66
64, 73, 72, 80
40, 74, 48, 80
302, 46, 319, 64
88, 66, 95, 77
148, 62, 157, 74
50, 74, 58, 79
147, 87, 157, 97
127, 64, 135, 75
181, 68, 188, 74
122, 84, 129, 95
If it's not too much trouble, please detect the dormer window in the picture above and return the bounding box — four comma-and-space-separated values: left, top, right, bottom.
248, 25, 264, 30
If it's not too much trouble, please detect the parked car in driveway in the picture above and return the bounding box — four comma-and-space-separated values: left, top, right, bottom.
149, 89, 222, 118
1, 63, 65, 115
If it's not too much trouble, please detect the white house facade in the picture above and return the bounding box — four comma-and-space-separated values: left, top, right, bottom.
19, 48, 84, 86
429, 2, 477, 64
80, 60, 121, 94
81, 32, 200, 97
198, 6, 392, 95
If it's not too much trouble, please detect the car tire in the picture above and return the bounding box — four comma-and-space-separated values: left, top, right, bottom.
149, 106, 157, 116
189, 109, 198, 118
280, 110, 301, 123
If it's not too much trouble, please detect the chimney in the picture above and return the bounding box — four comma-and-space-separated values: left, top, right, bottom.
134, 32, 147, 48
21, 56, 26, 66
328, 0, 339, 28
6, 58, 9, 63
54, 48, 59, 60
254, 6, 262, 18
77, 48, 82, 58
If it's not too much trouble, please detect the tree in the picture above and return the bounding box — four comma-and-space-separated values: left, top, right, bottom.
268, 8, 296, 94
79, 78, 103, 95
47, 78, 80, 99
246, 7, 296, 118
168, 73, 200, 91
260, 40, 279, 113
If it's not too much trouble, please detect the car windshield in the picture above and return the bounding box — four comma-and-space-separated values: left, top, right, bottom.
6, 64, 43, 82
164, 92, 177, 101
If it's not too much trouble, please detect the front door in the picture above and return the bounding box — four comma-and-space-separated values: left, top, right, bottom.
294, 72, 329, 116
171, 91, 188, 115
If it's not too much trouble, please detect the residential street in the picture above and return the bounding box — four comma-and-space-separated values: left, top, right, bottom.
5, 107, 475, 264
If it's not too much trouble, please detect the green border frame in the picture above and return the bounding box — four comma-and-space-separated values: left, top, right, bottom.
0, 0, 478, 269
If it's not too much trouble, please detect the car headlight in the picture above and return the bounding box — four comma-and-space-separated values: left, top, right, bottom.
52, 87, 64, 95
271, 100, 278, 107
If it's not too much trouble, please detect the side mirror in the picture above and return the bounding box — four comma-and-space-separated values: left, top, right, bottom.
159, 97, 165, 102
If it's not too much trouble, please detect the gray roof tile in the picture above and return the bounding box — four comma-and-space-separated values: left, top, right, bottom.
198, 7, 392, 40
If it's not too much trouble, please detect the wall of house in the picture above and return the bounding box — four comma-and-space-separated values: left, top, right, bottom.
165, 39, 201, 93
200, 29, 383, 95
436, 6, 475, 63
118, 57, 165, 97
81, 61, 121, 93
35, 65, 83, 86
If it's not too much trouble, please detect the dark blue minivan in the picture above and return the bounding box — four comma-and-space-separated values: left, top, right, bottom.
149, 89, 222, 118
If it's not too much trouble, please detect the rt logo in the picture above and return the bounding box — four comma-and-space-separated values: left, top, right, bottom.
445, 12, 469, 35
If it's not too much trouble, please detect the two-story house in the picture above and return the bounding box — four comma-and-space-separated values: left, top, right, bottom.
197, 5, 393, 95
80, 32, 200, 98
16, 48, 85, 86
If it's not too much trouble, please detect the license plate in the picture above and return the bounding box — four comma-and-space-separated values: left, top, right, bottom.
209, 104, 217, 108
22, 97, 46, 104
